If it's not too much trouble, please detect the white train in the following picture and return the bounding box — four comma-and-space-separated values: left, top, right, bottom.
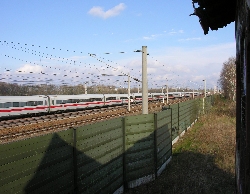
183, 92, 200, 98
0, 94, 128, 118
0, 92, 197, 119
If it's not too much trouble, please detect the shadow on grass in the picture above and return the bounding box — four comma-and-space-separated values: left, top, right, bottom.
126, 151, 235, 194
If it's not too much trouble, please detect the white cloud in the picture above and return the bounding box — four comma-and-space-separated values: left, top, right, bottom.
88, 3, 126, 19
152, 42, 236, 88
143, 33, 170, 40
17, 64, 43, 74
1, 41, 235, 90
142, 29, 184, 41
167, 29, 184, 35
169, 31, 177, 35
143, 36, 152, 40
143, 34, 157, 40
178, 37, 201, 41
108, 42, 236, 89
168, 29, 177, 35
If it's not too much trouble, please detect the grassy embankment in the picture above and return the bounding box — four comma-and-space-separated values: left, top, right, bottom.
126, 96, 236, 194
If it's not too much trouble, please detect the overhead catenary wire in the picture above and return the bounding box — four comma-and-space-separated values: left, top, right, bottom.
0, 40, 207, 91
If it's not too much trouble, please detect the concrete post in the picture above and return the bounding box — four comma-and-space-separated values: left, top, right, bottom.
142, 46, 148, 114
128, 73, 131, 112
84, 83, 87, 94
166, 85, 169, 104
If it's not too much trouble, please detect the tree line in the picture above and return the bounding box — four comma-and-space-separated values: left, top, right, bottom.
0, 82, 200, 96
219, 56, 236, 101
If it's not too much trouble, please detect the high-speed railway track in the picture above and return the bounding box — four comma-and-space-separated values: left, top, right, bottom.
0, 98, 189, 144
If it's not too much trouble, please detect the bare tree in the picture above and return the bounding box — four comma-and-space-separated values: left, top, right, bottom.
219, 57, 236, 100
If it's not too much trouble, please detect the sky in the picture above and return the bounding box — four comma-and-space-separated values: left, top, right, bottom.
0, 0, 236, 92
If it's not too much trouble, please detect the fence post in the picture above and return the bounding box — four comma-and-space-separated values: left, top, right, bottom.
122, 117, 128, 191
72, 127, 78, 194
153, 113, 158, 179
178, 102, 180, 135
170, 107, 173, 147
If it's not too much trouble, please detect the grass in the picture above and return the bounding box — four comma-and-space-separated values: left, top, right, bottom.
125, 96, 236, 194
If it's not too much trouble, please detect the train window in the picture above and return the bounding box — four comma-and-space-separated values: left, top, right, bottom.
66, 99, 72, 103
79, 99, 89, 102
106, 97, 116, 100
90, 98, 102, 102
27, 101, 36, 106
13, 102, 19, 107
52, 100, 55, 105
45, 100, 47, 105
56, 100, 62, 104
68, 99, 79, 103
37, 101, 43, 105
120, 97, 127, 99
0, 103, 3, 108
4, 102, 11, 108
20, 102, 26, 107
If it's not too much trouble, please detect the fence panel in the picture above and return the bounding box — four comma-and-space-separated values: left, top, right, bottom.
205, 96, 213, 112
76, 118, 124, 194
124, 114, 155, 188
169, 103, 179, 140
156, 109, 172, 175
0, 130, 74, 194
190, 99, 200, 122
179, 100, 192, 132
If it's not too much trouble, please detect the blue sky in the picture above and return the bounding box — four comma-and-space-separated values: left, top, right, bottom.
0, 1, 236, 91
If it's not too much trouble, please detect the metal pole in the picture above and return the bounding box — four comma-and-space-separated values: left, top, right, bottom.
167, 85, 169, 104
202, 79, 206, 114
204, 79, 206, 97
84, 83, 87, 94
203, 98, 205, 114
162, 89, 165, 103
128, 73, 131, 111
142, 46, 148, 114
161, 87, 164, 103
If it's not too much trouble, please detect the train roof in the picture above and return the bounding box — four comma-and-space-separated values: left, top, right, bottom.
104, 93, 129, 97
0, 96, 47, 102
47, 94, 105, 99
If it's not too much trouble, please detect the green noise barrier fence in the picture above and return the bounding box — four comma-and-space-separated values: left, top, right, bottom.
0, 96, 213, 194
164, 96, 213, 143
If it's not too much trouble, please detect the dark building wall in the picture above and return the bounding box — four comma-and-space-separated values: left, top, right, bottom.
235, 1, 250, 193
